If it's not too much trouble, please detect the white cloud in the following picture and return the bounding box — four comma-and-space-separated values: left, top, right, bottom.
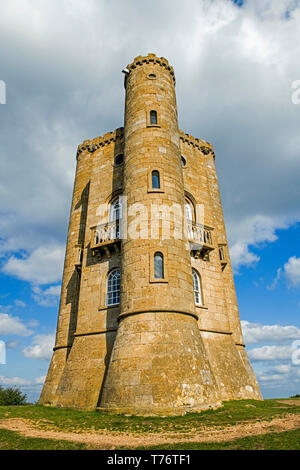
284, 256, 300, 287
2, 246, 64, 285
34, 375, 46, 385
22, 334, 55, 360
248, 345, 293, 361
14, 300, 26, 308
257, 372, 286, 382
0, 313, 33, 336
32, 284, 61, 307
273, 364, 291, 374
0, 375, 45, 387
0, 375, 32, 386
0, 0, 299, 281
267, 267, 282, 291
5, 340, 20, 349
242, 320, 300, 344
228, 215, 291, 272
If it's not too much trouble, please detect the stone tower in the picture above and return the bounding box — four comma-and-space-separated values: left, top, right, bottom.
39, 54, 262, 415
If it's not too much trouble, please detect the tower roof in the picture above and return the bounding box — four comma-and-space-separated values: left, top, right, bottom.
126, 53, 176, 85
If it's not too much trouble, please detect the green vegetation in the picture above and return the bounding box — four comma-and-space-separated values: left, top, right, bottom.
134, 428, 300, 451
0, 386, 27, 406
1, 398, 299, 434
0, 428, 87, 450
0, 398, 299, 450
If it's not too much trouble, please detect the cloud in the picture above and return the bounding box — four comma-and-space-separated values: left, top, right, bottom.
242, 320, 300, 344
228, 216, 291, 272
273, 364, 291, 373
2, 246, 64, 285
267, 267, 282, 290
283, 256, 300, 287
14, 300, 26, 308
0, 0, 299, 281
22, 334, 55, 360
32, 284, 61, 307
0, 375, 32, 386
5, 340, 20, 349
248, 345, 293, 361
0, 375, 45, 387
0, 313, 33, 336
267, 256, 300, 290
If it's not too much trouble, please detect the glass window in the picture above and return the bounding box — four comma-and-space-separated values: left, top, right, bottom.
154, 252, 164, 279
109, 197, 122, 221
107, 269, 121, 306
185, 199, 193, 221
152, 170, 160, 189
114, 154, 124, 165
192, 269, 202, 305
150, 110, 157, 125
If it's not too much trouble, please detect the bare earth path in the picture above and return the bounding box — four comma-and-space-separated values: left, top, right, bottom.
0, 413, 300, 449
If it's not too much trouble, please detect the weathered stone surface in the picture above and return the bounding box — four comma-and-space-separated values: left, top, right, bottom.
39, 54, 262, 414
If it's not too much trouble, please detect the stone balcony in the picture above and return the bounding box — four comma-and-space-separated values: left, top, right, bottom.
187, 222, 214, 259
90, 220, 121, 258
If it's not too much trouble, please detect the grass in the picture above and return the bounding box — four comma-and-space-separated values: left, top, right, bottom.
0, 428, 87, 450
0, 397, 299, 450
133, 428, 300, 450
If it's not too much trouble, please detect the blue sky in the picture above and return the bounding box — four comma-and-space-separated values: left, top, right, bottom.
0, 0, 300, 403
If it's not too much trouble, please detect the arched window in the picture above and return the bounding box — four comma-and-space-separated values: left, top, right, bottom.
106, 269, 121, 306
109, 197, 122, 222
192, 269, 203, 306
185, 199, 193, 221
154, 252, 164, 279
150, 110, 158, 125
152, 170, 160, 189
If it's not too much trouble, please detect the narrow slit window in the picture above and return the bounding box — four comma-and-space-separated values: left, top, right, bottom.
106, 269, 121, 306
150, 110, 158, 125
154, 252, 164, 279
152, 170, 160, 189
192, 269, 203, 306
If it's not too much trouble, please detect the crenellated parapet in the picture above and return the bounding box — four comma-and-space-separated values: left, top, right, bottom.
126, 53, 176, 85
76, 127, 124, 158
179, 130, 215, 159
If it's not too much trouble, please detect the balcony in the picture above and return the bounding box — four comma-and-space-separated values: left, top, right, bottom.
187, 221, 214, 259
90, 220, 121, 258
218, 245, 227, 270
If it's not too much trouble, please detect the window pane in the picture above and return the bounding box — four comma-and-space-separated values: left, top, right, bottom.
150, 110, 157, 125
192, 270, 202, 305
107, 269, 121, 306
154, 252, 164, 279
185, 201, 193, 220
152, 171, 160, 189
110, 198, 122, 221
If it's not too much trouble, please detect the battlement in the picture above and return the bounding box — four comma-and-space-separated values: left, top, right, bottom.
77, 127, 215, 159
179, 130, 215, 159
126, 53, 176, 85
77, 127, 124, 158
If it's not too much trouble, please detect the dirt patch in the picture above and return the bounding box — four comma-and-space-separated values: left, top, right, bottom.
276, 400, 300, 406
0, 414, 299, 449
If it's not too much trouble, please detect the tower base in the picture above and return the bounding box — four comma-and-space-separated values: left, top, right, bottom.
98, 311, 222, 415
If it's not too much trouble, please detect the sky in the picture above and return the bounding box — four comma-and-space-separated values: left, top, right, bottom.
0, 0, 300, 402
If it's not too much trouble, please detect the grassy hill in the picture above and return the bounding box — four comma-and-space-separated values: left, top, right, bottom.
0, 397, 299, 450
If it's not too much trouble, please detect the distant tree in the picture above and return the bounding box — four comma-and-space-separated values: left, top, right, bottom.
0, 386, 27, 405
